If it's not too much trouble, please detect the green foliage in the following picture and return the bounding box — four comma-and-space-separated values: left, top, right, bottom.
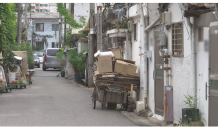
68, 49, 86, 76
0, 3, 17, 50
79, 16, 86, 27
184, 95, 198, 109
33, 33, 53, 48
32, 46, 42, 51
66, 29, 73, 45
119, 21, 128, 28
183, 94, 202, 124
56, 46, 66, 60
57, 3, 82, 28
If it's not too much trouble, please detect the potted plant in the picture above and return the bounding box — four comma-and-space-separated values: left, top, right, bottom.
182, 94, 204, 126
68, 49, 86, 84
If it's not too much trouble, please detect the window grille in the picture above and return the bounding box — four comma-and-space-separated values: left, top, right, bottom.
172, 23, 183, 57
52, 24, 59, 31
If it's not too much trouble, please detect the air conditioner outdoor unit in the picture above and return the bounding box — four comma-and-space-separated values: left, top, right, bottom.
127, 21, 133, 32
161, 11, 171, 26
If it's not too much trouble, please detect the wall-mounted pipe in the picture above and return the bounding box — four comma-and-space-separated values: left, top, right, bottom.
186, 10, 197, 108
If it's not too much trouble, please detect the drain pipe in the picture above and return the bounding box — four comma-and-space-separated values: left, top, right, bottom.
186, 17, 197, 107
139, 3, 161, 106
139, 3, 146, 103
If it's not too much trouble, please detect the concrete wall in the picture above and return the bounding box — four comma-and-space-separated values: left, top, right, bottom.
140, 3, 195, 123
74, 3, 90, 26
28, 19, 59, 49
196, 27, 209, 126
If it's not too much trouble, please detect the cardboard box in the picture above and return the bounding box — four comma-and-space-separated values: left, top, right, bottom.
94, 51, 114, 74
108, 47, 121, 59
12, 51, 27, 75
114, 60, 137, 76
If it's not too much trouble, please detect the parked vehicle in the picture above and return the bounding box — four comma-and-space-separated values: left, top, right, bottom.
36, 54, 43, 63
33, 54, 40, 68
42, 48, 60, 71
34, 51, 44, 63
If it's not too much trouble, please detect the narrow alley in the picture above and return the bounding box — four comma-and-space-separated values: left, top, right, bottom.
0, 68, 136, 126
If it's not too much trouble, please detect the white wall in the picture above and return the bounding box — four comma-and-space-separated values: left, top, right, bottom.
28, 19, 59, 49
196, 27, 209, 126
144, 3, 195, 123
74, 3, 90, 26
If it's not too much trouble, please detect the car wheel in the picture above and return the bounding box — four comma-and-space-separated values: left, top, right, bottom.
43, 67, 46, 71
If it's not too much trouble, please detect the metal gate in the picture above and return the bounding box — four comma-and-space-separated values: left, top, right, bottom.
154, 28, 164, 116
209, 25, 218, 126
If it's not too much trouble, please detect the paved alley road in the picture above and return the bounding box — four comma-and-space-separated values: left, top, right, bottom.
0, 67, 136, 126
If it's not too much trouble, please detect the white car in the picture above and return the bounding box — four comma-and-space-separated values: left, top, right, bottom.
35, 53, 44, 63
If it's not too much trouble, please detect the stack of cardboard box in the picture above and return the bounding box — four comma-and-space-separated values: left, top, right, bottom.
93, 47, 140, 91
94, 47, 138, 76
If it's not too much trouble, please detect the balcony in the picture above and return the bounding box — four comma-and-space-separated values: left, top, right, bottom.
106, 28, 127, 38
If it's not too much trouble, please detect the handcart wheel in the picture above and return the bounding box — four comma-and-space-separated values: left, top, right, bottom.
92, 89, 96, 109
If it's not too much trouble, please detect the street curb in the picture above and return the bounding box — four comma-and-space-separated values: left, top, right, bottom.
69, 80, 174, 127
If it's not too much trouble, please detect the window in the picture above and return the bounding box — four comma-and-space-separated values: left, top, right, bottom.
40, 4, 48, 7
35, 9, 39, 12
40, 9, 47, 12
36, 23, 44, 32
36, 4, 39, 6
31, 6, 35, 9
134, 24, 137, 41
47, 49, 59, 56
52, 24, 59, 31
198, 27, 203, 42
172, 23, 183, 57
36, 42, 44, 49
52, 42, 59, 48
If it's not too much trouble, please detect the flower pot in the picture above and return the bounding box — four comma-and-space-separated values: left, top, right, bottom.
182, 108, 199, 123
74, 75, 85, 84
182, 121, 204, 127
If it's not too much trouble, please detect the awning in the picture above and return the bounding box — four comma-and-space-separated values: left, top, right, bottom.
14, 56, 22, 60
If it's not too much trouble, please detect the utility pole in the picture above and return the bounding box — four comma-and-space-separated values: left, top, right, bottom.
17, 3, 22, 45
64, 3, 66, 45
24, 3, 28, 44
59, 14, 62, 48
88, 3, 95, 88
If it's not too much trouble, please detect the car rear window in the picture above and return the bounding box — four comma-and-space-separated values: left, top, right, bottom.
37, 55, 43, 57
34, 55, 38, 59
47, 49, 59, 56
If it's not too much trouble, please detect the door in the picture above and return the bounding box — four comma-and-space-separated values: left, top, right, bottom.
154, 28, 164, 116
209, 26, 218, 126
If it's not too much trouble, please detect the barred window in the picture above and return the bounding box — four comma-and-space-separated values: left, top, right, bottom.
172, 23, 183, 57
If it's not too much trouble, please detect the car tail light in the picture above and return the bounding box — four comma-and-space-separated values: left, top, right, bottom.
44, 55, 46, 62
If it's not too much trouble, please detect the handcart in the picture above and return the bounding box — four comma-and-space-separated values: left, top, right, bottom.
92, 85, 128, 110
91, 73, 140, 110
